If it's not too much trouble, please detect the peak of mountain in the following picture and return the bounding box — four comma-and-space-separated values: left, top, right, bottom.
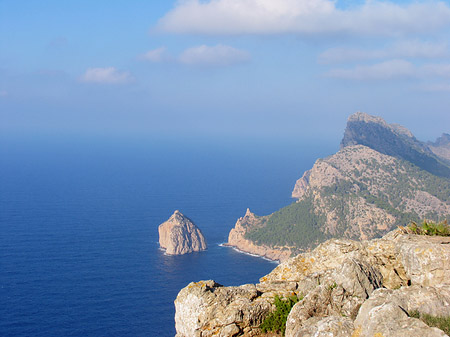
341, 112, 450, 178
432, 133, 450, 146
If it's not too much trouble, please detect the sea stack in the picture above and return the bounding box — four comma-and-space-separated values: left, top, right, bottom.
158, 210, 207, 255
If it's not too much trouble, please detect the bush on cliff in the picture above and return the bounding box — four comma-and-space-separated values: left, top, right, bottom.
407, 220, 450, 236
260, 295, 301, 336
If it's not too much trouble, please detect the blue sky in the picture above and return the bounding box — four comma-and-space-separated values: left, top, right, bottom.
1, 0, 450, 143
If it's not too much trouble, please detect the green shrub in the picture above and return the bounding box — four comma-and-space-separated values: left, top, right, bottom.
260, 295, 301, 336
409, 310, 450, 334
407, 220, 450, 236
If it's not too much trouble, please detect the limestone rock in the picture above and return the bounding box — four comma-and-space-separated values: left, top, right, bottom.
285, 259, 381, 337
174, 230, 450, 337
261, 227, 450, 291
260, 239, 366, 284
287, 316, 354, 337
354, 285, 450, 337
158, 210, 207, 255
174, 280, 271, 337
393, 233, 450, 287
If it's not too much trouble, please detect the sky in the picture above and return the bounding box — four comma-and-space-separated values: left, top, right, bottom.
1, 0, 450, 144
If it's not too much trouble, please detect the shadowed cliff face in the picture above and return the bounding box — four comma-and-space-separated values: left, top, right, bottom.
341, 112, 450, 178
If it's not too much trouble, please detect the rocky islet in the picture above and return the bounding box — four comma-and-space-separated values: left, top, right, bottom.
158, 210, 207, 255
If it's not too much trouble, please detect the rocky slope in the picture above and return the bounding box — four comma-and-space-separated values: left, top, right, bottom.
175, 229, 450, 336
226, 113, 450, 261
429, 133, 450, 163
158, 210, 207, 255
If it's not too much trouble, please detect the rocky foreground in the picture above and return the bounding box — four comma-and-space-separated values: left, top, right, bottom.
158, 210, 207, 255
175, 229, 450, 336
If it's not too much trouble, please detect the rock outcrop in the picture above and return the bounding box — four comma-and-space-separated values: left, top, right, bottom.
158, 210, 207, 255
353, 286, 450, 337
175, 281, 271, 337
226, 209, 292, 263
175, 229, 450, 336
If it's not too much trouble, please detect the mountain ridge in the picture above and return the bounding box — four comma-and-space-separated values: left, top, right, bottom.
226, 112, 450, 261
341, 112, 450, 178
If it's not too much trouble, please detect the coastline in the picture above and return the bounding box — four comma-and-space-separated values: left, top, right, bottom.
219, 243, 280, 264
225, 208, 292, 263
222, 241, 291, 263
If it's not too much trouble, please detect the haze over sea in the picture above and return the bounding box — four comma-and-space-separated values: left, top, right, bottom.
0, 135, 334, 337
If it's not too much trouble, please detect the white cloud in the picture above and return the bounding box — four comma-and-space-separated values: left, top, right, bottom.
140, 47, 168, 62
80, 67, 133, 84
156, 0, 450, 36
178, 44, 250, 66
327, 59, 415, 80
421, 64, 450, 78
319, 40, 449, 64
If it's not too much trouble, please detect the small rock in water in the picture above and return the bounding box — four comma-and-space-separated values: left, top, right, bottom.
158, 210, 207, 255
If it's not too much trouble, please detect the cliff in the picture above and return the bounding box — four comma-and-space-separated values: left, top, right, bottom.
226, 112, 450, 261
225, 209, 292, 262
175, 229, 450, 336
158, 210, 207, 255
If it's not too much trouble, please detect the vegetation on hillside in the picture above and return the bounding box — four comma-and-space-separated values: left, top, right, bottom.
245, 194, 327, 249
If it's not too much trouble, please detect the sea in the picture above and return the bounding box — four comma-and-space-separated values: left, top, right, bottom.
0, 134, 335, 336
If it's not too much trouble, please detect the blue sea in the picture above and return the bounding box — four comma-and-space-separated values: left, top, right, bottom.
0, 135, 334, 336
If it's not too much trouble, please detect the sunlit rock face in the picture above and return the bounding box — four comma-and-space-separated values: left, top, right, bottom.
158, 210, 207, 255
175, 229, 450, 337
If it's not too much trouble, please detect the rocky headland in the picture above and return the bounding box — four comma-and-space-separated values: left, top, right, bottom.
225, 209, 292, 263
175, 229, 450, 336
226, 112, 450, 262
158, 210, 207, 255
